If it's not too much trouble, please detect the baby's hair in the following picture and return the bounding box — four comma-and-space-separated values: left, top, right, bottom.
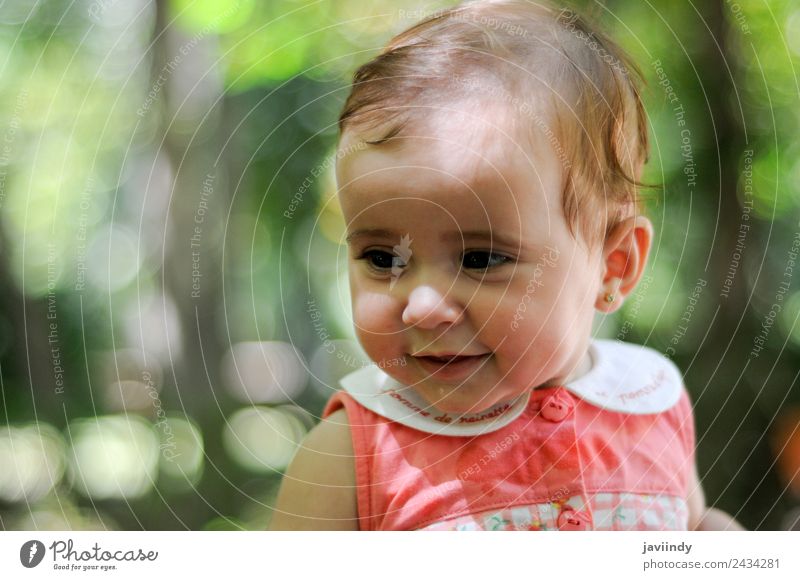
338, 0, 650, 245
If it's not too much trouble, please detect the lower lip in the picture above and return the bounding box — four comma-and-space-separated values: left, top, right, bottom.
413, 354, 491, 381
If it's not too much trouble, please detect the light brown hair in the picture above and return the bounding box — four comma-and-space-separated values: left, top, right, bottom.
338, 0, 650, 244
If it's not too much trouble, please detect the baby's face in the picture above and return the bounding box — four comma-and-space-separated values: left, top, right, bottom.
336, 107, 605, 413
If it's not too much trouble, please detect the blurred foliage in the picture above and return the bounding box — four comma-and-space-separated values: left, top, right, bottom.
0, 0, 798, 531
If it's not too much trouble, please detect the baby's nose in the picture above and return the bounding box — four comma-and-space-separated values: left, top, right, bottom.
401, 285, 463, 329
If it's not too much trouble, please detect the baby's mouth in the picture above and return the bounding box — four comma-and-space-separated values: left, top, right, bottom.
419, 354, 476, 364
411, 352, 492, 377
413, 349, 490, 361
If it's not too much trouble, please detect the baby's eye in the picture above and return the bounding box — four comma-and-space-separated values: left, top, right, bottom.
358, 249, 398, 271
462, 251, 512, 270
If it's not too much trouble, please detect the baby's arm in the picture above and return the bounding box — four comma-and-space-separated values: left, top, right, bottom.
687, 462, 745, 530
268, 408, 359, 530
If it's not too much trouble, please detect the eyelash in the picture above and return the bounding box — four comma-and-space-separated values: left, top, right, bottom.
356, 249, 513, 273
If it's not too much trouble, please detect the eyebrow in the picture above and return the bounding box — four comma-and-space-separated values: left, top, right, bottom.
345, 228, 526, 249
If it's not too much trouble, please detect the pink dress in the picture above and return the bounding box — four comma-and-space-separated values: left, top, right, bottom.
321, 339, 695, 531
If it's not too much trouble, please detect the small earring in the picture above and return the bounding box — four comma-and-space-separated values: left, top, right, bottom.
604, 293, 615, 303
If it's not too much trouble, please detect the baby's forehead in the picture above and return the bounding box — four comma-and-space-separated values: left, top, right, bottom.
338, 99, 556, 190
336, 110, 566, 242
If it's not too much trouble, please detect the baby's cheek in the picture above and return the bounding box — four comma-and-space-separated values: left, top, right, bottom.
479, 293, 545, 352
491, 283, 547, 328
352, 291, 400, 331
484, 290, 563, 361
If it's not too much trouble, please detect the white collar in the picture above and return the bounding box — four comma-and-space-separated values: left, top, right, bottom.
337, 339, 683, 437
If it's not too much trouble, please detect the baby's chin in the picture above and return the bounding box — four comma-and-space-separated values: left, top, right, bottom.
376, 363, 509, 414
413, 384, 506, 415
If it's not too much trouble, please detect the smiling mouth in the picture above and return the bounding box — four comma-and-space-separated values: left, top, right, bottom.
411, 353, 491, 378
417, 354, 481, 364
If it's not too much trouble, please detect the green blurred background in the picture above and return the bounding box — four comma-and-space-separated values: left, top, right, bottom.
0, 0, 798, 530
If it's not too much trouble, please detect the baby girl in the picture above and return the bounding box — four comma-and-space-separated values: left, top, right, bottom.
270, 0, 743, 531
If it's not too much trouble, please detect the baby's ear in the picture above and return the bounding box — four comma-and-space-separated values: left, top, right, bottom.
595, 216, 653, 313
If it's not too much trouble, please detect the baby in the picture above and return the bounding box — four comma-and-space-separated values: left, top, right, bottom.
270, 0, 743, 531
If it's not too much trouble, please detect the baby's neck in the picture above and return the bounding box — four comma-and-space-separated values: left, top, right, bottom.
540, 347, 593, 389
492, 347, 594, 410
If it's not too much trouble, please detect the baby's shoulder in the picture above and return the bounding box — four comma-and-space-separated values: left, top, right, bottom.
269, 408, 358, 530
297, 407, 355, 475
